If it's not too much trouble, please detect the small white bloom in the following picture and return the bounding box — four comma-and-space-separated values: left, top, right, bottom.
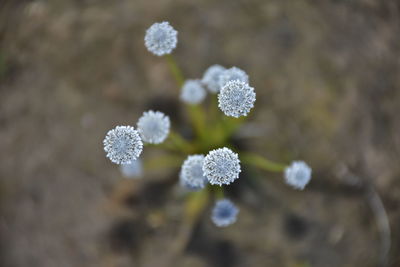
180, 80, 207, 104
137, 110, 170, 144
120, 159, 143, 178
179, 155, 208, 191
202, 65, 226, 93
211, 199, 239, 227
218, 66, 249, 88
218, 80, 256, 118
284, 161, 312, 190
144, 21, 178, 56
103, 126, 143, 165
203, 147, 241, 186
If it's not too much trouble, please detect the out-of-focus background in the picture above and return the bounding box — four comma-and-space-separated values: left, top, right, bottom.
1, 0, 400, 266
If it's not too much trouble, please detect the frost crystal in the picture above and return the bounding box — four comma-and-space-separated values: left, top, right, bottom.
180, 80, 207, 104
284, 161, 312, 190
179, 155, 208, 191
120, 159, 143, 178
211, 199, 239, 227
144, 21, 178, 56
203, 147, 241, 186
218, 80, 256, 118
202, 65, 226, 93
103, 126, 143, 165
218, 66, 249, 88
137, 110, 170, 144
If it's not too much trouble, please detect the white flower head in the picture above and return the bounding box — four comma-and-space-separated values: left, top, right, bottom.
179, 155, 208, 191
218, 66, 249, 88
137, 110, 170, 144
144, 21, 178, 56
211, 199, 239, 227
202, 64, 226, 93
120, 159, 143, 178
218, 80, 256, 118
203, 147, 241, 186
284, 161, 312, 190
103, 126, 143, 165
180, 80, 207, 104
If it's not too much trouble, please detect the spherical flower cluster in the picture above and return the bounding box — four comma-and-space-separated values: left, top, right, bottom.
144, 22, 178, 56
179, 155, 208, 191
180, 80, 207, 104
218, 80, 256, 118
202, 147, 241, 186
218, 66, 249, 88
137, 110, 170, 144
202, 65, 226, 93
284, 161, 312, 190
211, 199, 239, 227
103, 126, 143, 165
120, 159, 143, 178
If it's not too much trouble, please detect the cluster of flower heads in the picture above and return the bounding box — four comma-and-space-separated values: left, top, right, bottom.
103, 110, 170, 165
104, 21, 313, 229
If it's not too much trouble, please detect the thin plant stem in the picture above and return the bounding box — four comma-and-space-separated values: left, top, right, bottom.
165, 54, 184, 87
241, 152, 286, 172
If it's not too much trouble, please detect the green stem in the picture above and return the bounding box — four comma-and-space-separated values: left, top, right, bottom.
241, 152, 287, 172
165, 54, 184, 87
144, 154, 184, 171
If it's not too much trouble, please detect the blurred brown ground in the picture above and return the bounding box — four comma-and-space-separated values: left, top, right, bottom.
1, 0, 400, 266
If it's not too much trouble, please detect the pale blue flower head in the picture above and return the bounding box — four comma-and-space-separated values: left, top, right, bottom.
202, 64, 226, 93
137, 110, 170, 144
144, 21, 178, 56
179, 155, 208, 191
180, 80, 207, 104
218, 80, 256, 118
202, 147, 241, 186
103, 126, 143, 165
218, 66, 249, 88
120, 159, 143, 178
284, 161, 312, 190
211, 199, 239, 227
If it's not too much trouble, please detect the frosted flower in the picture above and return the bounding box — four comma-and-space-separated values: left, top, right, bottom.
211, 199, 239, 227
137, 110, 170, 144
284, 161, 312, 190
218, 66, 249, 88
202, 64, 226, 93
144, 21, 178, 56
218, 80, 256, 118
180, 80, 207, 104
179, 155, 208, 191
120, 159, 143, 178
203, 147, 241, 186
103, 126, 143, 165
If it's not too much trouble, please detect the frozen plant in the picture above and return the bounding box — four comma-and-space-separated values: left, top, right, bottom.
120, 159, 143, 178
103, 126, 143, 165
180, 80, 207, 104
284, 161, 312, 190
211, 199, 239, 227
218, 66, 249, 88
145, 22, 178, 56
203, 147, 241, 186
202, 64, 226, 93
137, 110, 170, 144
218, 80, 256, 118
179, 155, 208, 191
